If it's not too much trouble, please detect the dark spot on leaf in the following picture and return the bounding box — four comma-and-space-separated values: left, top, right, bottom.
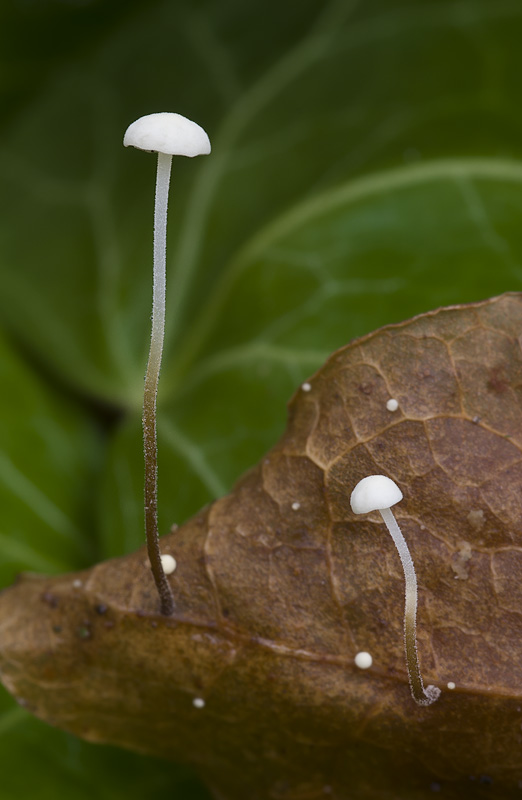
95, 604, 107, 615
40, 592, 58, 608
487, 366, 509, 394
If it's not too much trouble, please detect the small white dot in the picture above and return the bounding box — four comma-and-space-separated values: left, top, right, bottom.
193, 697, 205, 709
160, 554, 177, 575
447, 681, 456, 690
291, 502, 301, 511
354, 651, 372, 669
301, 382, 312, 392
386, 398, 399, 412
72, 579, 82, 589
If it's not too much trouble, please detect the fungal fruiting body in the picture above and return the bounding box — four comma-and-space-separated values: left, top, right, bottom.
124, 113, 211, 615
354, 651, 372, 669
350, 475, 440, 706
160, 554, 177, 575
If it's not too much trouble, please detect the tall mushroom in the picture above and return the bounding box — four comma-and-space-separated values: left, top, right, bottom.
350, 474, 440, 706
124, 113, 211, 615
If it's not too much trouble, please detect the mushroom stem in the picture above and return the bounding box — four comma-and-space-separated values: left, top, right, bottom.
379, 507, 440, 706
143, 151, 175, 616
125, 113, 210, 615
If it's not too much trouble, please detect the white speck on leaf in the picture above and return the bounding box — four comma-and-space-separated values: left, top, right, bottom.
354, 651, 372, 669
160, 554, 177, 575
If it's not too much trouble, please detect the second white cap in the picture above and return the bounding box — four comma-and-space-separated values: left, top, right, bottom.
350, 475, 403, 515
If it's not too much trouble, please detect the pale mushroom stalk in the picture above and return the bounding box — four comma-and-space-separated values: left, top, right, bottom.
143, 151, 174, 616
124, 113, 211, 616
350, 475, 440, 706
379, 506, 439, 706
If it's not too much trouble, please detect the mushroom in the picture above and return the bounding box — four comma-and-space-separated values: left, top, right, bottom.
350, 474, 440, 706
124, 113, 211, 615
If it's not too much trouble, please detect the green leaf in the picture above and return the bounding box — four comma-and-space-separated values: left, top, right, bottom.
0, 332, 98, 584
3, 1, 522, 404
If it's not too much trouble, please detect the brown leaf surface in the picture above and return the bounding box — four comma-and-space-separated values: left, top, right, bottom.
2, 293, 522, 799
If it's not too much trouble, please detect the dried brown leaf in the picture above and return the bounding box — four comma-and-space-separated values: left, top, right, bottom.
2, 293, 522, 799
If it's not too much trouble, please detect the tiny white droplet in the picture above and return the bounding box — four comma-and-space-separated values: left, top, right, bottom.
72, 579, 82, 589
354, 651, 372, 669
291, 502, 301, 511
386, 398, 399, 412
160, 554, 177, 575
193, 697, 205, 709
447, 681, 456, 690
301, 382, 312, 392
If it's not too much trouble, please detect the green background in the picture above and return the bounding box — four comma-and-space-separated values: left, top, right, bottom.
1, 0, 522, 796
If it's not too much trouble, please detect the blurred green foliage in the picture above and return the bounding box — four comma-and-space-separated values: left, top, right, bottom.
1, 0, 522, 796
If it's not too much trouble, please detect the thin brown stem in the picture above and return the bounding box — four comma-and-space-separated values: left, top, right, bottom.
143, 152, 175, 616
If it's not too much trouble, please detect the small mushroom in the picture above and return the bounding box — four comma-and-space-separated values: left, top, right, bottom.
350, 474, 440, 706
124, 113, 211, 615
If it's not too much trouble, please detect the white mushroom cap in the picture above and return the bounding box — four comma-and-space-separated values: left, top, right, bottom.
350, 475, 403, 515
123, 112, 211, 157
